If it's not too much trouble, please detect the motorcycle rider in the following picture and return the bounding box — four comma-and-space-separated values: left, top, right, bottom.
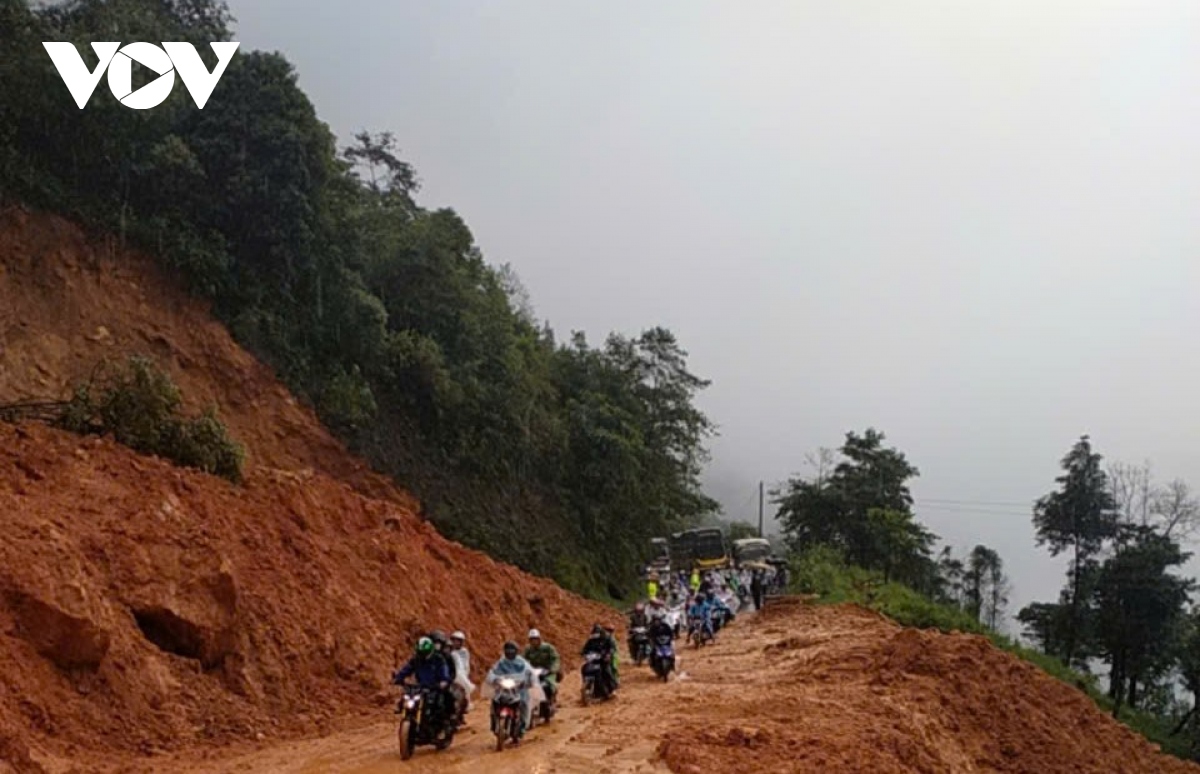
646, 571, 659, 601
523, 628, 561, 707
707, 589, 733, 632
487, 641, 535, 743
628, 602, 651, 660
392, 637, 453, 729
647, 609, 675, 671
689, 567, 701, 594
428, 630, 463, 726
687, 593, 714, 642
604, 623, 621, 686
448, 630, 473, 726
581, 623, 618, 696
648, 609, 675, 643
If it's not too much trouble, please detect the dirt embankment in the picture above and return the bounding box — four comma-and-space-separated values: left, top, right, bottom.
0, 207, 406, 505
0, 208, 620, 773
658, 599, 1197, 774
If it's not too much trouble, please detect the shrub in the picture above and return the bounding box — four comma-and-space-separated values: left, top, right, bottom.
59, 357, 244, 482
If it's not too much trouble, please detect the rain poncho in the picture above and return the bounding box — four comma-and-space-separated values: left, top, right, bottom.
481, 655, 544, 731
449, 648, 474, 697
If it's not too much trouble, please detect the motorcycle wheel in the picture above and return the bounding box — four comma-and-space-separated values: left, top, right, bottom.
399, 720, 417, 761
494, 727, 505, 753
581, 682, 591, 707
435, 727, 454, 751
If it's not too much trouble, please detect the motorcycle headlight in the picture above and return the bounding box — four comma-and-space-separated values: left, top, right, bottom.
499, 678, 517, 689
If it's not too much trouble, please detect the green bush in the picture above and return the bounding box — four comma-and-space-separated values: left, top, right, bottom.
59, 357, 244, 483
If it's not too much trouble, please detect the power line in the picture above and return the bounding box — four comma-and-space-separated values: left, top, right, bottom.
916, 504, 1030, 516
917, 497, 1032, 508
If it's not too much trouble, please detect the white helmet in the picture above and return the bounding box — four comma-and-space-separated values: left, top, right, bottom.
528, 628, 541, 639
450, 630, 466, 641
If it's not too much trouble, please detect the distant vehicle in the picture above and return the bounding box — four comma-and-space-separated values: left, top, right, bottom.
645, 537, 671, 576
731, 537, 771, 567
668, 530, 694, 570
690, 527, 728, 569
668, 527, 729, 570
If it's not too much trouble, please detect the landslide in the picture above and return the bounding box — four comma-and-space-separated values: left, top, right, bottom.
0, 207, 406, 506
657, 599, 1198, 774
0, 209, 620, 770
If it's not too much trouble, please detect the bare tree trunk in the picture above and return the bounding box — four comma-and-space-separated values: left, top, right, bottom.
1171, 705, 1196, 737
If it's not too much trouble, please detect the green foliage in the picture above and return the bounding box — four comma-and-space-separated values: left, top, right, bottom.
1031, 435, 1119, 666
776, 429, 936, 589
59, 357, 244, 482
726, 521, 760, 541
1093, 526, 1193, 715
2, 0, 716, 598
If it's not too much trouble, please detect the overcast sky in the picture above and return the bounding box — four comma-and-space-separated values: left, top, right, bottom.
230, 0, 1200, 625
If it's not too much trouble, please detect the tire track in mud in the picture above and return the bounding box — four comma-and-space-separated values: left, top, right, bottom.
157, 597, 1198, 774
169, 611, 762, 774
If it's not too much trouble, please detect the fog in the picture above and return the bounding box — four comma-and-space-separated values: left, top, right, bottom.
230, 0, 1200, 625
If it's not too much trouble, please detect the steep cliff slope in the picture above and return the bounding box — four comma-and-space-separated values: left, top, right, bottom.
0, 209, 619, 772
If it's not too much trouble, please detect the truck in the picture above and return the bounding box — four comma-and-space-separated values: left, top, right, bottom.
667, 527, 729, 571
645, 537, 671, 577
731, 537, 772, 567
690, 527, 728, 569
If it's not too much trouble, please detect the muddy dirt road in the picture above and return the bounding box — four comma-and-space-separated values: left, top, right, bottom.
154, 598, 1196, 774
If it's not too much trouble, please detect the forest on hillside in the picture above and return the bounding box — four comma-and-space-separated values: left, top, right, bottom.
0, 0, 718, 598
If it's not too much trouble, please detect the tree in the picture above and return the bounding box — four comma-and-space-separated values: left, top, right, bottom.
1093, 526, 1193, 715
1032, 435, 1119, 666
984, 549, 1011, 630
937, 546, 966, 607
1109, 460, 1200, 541
1173, 607, 1200, 739
777, 430, 934, 588
1017, 602, 1069, 655
727, 521, 760, 541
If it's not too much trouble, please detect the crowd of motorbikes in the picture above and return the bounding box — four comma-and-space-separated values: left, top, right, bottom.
391, 570, 750, 760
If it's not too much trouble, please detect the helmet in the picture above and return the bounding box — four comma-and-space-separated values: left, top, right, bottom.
649, 571, 659, 581
429, 629, 447, 646
634, 602, 645, 613
528, 628, 541, 640
592, 623, 604, 635
604, 624, 615, 633
416, 636, 434, 655
503, 640, 519, 657
450, 630, 466, 643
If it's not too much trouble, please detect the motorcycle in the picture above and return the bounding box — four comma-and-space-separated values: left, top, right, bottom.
529, 667, 557, 727
396, 684, 455, 760
580, 651, 613, 706
687, 614, 712, 648
650, 632, 675, 681
489, 675, 524, 751
629, 626, 651, 666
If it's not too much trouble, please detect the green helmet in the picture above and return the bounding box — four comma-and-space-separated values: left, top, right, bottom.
416, 636, 434, 655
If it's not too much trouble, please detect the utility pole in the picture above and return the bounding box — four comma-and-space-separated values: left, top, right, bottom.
758, 480, 764, 537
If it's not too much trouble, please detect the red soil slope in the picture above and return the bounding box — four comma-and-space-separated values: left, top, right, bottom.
0, 207, 406, 505
0, 209, 619, 772
657, 599, 1197, 774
